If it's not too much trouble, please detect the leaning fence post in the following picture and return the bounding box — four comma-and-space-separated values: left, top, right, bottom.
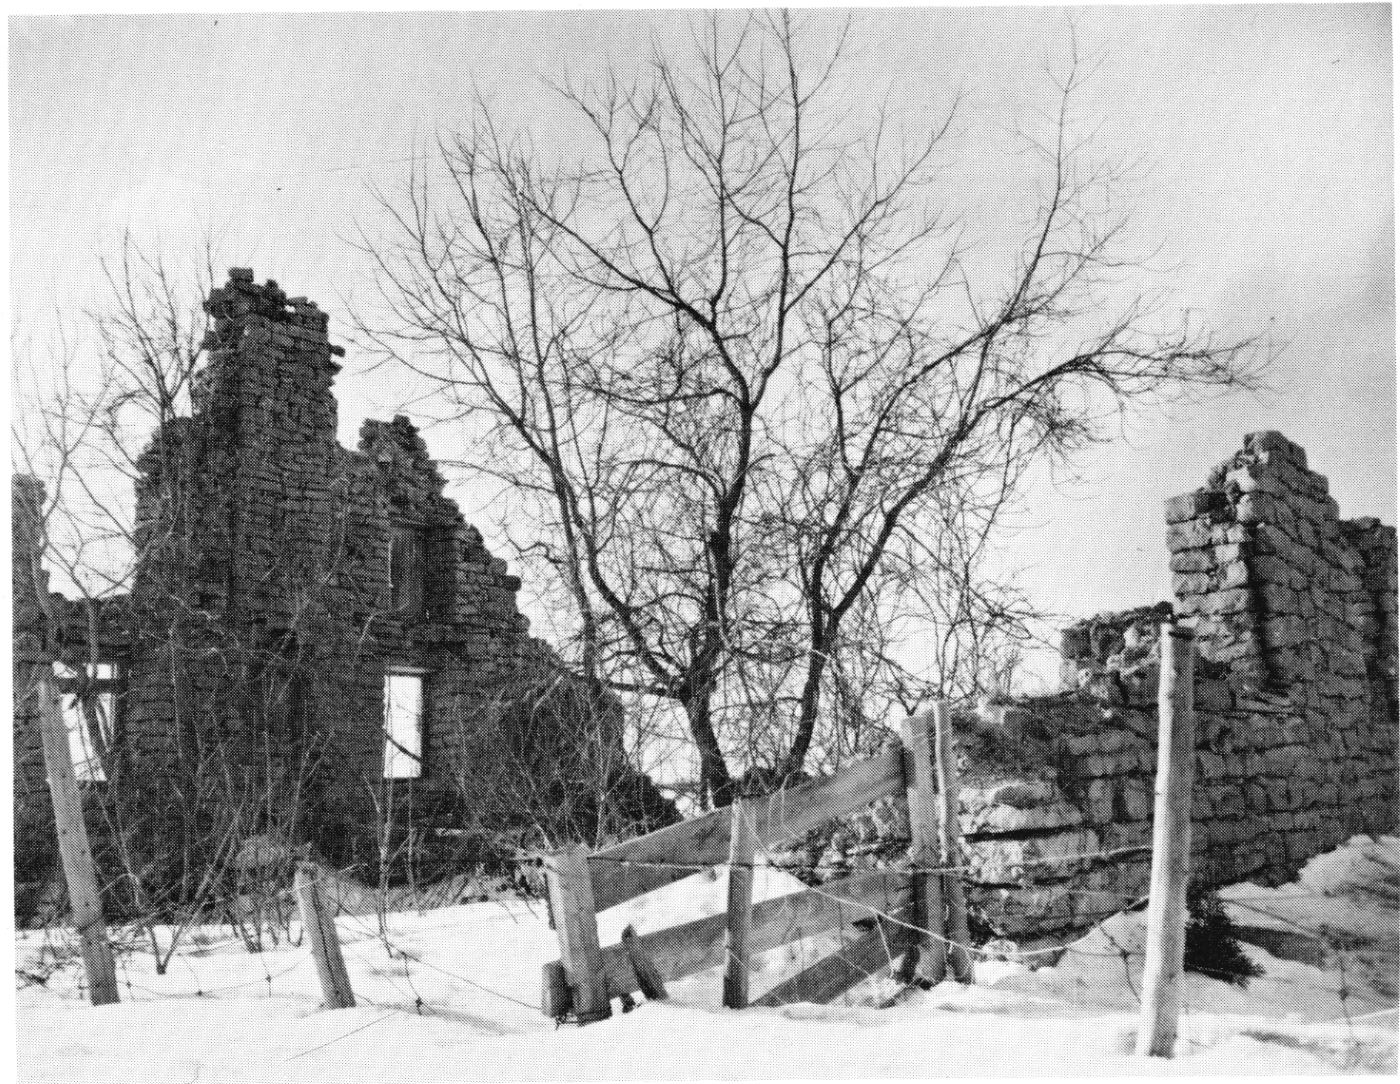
897, 714, 947, 986
932, 701, 975, 984
622, 924, 669, 1001
36, 673, 119, 1006
295, 862, 356, 1009
1135, 623, 1197, 1057
722, 797, 757, 1008
546, 844, 611, 1023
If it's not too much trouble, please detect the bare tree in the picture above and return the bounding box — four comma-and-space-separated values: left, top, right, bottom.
362, 13, 1261, 805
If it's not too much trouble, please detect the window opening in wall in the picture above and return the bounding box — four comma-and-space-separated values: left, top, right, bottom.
389, 523, 426, 619
52, 661, 118, 784
383, 669, 425, 780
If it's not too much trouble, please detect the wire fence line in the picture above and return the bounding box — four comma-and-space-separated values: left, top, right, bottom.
29, 894, 1400, 1072
22, 853, 1391, 1006
730, 841, 1390, 1070
570, 842, 1156, 877
19, 814, 1396, 1073
332, 907, 540, 1014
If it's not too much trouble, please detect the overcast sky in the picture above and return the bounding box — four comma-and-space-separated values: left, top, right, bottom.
11, 6, 1394, 688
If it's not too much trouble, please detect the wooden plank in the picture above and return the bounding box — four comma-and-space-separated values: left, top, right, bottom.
36, 674, 119, 1006
753, 912, 914, 1008
295, 862, 356, 1009
723, 799, 757, 1008
896, 714, 946, 986
932, 702, 974, 983
1136, 623, 1197, 1058
593, 867, 911, 999
590, 745, 905, 911
621, 926, 668, 1001
546, 845, 612, 1023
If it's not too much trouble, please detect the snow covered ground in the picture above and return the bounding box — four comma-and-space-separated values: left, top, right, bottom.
16, 836, 1398, 1080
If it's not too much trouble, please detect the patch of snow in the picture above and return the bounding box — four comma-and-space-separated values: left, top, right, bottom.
16, 838, 1398, 1080
1219, 834, 1399, 1005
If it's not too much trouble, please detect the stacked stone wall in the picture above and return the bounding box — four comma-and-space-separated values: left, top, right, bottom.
1019, 431, 1396, 936
786, 431, 1396, 946
13, 271, 659, 891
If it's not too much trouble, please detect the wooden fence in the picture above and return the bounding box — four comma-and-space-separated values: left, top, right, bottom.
540, 708, 972, 1021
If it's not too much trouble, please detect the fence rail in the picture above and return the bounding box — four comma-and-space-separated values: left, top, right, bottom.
586, 744, 906, 913
541, 719, 952, 1020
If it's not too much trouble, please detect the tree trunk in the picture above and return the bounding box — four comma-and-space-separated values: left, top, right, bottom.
683, 690, 733, 809
780, 646, 829, 783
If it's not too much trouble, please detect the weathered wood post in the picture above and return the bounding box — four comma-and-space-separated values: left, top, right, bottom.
295, 862, 356, 1009
722, 797, 757, 1008
1135, 623, 1197, 1057
36, 674, 119, 1006
932, 701, 974, 983
897, 715, 947, 985
545, 844, 611, 1023
621, 924, 669, 1001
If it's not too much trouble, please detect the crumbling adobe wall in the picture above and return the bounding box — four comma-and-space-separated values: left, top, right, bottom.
356, 414, 548, 778
119, 270, 630, 864
778, 432, 1397, 946
1063, 431, 1397, 828
997, 431, 1397, 938
14, 271, 666, 892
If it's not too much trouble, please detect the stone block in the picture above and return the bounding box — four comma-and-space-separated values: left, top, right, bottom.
1212, 523, 1250, 546
1245, 430, 1307, 468
1121, 777, 1151, 820
1166, 518, 1213, 552
1218, 560, 1250, 589
1084, 778, 1115, 824
1170, 548, 1216, 574
1261, 613, 1307, 648
962, 800, 1084, 836
1197, 588, 1253, 616
968, 884, 1076, 937
969, 779, 1059, 809
1235, 491, 1285, 526
967, 828, 1101, 883
1165, 489, 1227, 524
1223, 465, 1291, 499
1259, 582, 1298, 613
1196, 678, 1234, 711
1172, 571, 1214, 597
1254, 523, 1311, 568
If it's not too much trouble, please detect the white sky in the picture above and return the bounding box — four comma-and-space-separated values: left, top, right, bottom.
10, 6, 1395, 689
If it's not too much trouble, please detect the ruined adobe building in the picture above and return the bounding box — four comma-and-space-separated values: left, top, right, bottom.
781, 431, 1397, 941
15, 270, 664, 902
13, 269, 1397, 939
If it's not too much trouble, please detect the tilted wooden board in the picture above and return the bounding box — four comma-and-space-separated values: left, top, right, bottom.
592, 867, 911, 1000
753, 911, 915, 1008
589, 745, 906, 912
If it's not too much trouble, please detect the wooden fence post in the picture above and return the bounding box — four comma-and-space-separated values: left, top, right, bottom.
897, 715, 947, 986
932, 701, 974, 984
546, 844, 611, 1023
295, 862, 356, 1009
1135, 623, 1197, 1057
36, 674, 119, 1006
722, 797, 757, 1009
